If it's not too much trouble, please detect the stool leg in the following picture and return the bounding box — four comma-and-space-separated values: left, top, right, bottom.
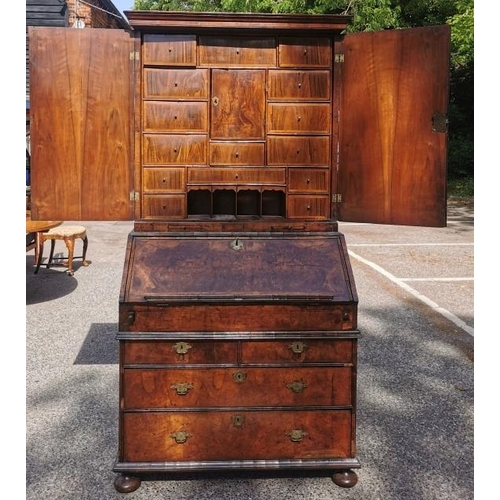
34, 234, 44, 274
64, 236, 76, 276
47, 239, 56, 269
81, 236, 90, 266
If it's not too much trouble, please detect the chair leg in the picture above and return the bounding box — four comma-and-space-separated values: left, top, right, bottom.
81, 235, 89, 266
34, 234, 44, 274
46, 239, 56, 269
64, 237, 76, 276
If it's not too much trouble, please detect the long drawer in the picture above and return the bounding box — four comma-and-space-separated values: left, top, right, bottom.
122, 409, 353, 462
123, 366, 352, 408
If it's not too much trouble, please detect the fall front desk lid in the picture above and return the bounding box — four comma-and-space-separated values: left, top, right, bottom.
121, 233, 357, 304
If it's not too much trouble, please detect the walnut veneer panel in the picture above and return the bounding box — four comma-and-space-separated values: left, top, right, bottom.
267, 136, 330, 166
288, 168, 329, 193
287, 195, 330, 219
143, 135, 207, 165
143, 68, 209, 99
188, 168, 285, 184
122, 410, 352, 461
143, 34, 197, 66
199, 36, 277, 67
268, 70, 331, 100
143, 102, 208, 132
142, 194, 186, 219
143, 168, 185, 192
278, 37, 332, 67
267, 103, 331, 134
209, 142, 265, 166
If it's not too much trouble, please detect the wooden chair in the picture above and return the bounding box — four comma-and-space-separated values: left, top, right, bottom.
35, 225, 90, 276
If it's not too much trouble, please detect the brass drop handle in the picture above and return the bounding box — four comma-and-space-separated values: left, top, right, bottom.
287, 429, 308, 443
173, 342, 192, 355
289, 341, 307, 354
170, 431, 191, 444
286, 379, 308, 393
170, 382, 193, 396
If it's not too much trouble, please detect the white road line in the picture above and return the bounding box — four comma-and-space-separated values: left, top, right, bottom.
348, 243, 473, 247
348, 249, 474, 337
401, 277, 473, 282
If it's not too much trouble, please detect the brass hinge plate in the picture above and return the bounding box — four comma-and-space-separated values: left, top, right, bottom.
130, 51, 140, 61
335, 53, 344, 63
332, 194, 342, 203
130, 191, 140, 201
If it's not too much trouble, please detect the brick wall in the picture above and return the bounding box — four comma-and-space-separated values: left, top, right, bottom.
67, 0, 123, 29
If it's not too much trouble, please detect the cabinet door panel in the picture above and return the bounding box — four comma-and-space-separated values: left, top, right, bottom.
211, 70, 266, 139
339, 26, 450, 226
29, 27, 134, 220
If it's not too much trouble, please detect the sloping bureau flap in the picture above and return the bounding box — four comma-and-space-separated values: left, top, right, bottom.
120, 233, 357, 304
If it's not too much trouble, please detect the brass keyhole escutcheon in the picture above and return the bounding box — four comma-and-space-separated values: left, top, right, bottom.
287, 429, 308, 443
233, 370, 247, 383
173, 342, 192, 355
232, 414, 245, 427
289, 341, 307, 355
212, 96, 219, 106
171, 382, 193, 396
170, 431, 191, 444
286, 379, 308, 393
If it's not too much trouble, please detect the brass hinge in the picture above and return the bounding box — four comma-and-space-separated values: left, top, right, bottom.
335, 53, 344, 63
129, 51, 140, 61
332, 194, 342, 203
130, 191, 140, 201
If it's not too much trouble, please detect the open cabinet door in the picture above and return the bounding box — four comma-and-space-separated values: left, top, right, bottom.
337, 25, 450, 227
29, 27, 136, 221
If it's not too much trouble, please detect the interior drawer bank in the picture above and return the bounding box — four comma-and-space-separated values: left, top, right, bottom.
119, 232, 358, 333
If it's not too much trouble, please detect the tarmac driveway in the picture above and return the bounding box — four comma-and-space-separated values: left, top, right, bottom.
26, 199, 473, 500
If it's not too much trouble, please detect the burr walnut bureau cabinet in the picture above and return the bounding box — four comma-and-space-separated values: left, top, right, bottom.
28, 11, 450, 494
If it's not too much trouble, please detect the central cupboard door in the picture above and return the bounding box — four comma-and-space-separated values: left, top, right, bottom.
210, 70, 266, 140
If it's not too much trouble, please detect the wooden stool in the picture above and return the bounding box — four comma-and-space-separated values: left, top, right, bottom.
35, 225, 90, 276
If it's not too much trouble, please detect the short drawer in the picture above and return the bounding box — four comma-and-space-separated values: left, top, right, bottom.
142, 194, 186, 219
278, 37, 332, 67
210, 142, 265, 165
267, 103, 331, 134
143, 101, 208, 132
122, 366, 352, 409
188, 167, 285, 184
268, 70, 331, 100
143, 168, 185, 192
142, 34, 197, 66
143, 134, 207, 165
267, 137, 330, 166
123, 340, 237, 365
288, 168, 329, 193
199, 36, 276, 67
122, 409, 353, 462
287, 195, 329, 219
143, 68, 209, 99
241, 339, 354, 364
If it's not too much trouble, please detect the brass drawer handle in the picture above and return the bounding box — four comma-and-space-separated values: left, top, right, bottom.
233, 370, 247, 383
287, 429, 308, 443
173, 342, 192, 355
289, 341, 307, 354
170, 431, 191, 444
286, 379, 308, 393
170, 382, 193, 396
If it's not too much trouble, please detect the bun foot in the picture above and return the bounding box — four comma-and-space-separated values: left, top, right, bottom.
114, 474, 141, 493
332, 469, 358, 488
